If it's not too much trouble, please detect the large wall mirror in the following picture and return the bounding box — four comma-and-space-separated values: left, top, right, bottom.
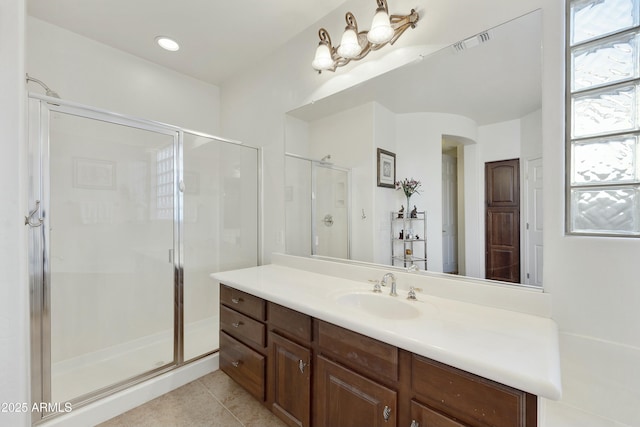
284, 10, 542, 288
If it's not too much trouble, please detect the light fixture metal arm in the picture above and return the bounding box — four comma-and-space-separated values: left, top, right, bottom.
312, 0, 420, 73
388, 9, 419, 45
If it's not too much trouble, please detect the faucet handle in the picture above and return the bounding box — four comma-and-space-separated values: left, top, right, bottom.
368, 279, 382, 293
407, 286, 418, 300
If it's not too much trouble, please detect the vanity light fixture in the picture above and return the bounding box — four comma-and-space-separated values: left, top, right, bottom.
155, 36, 180, 52
312, 0, 419, 73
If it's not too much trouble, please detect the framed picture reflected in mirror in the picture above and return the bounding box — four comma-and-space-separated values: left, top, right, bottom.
377, 148, 396, 188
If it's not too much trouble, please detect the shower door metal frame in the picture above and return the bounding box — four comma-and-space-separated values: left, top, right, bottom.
27, 94, 185, 423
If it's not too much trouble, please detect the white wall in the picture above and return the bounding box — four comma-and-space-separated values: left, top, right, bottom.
521, 109, 543, 160
396, 113, 478, 274
479, 119, 522, 162
220, 0, 640, 425
373, 103, 397, 265
0, 0, 30, 425
27, 17, 221, 135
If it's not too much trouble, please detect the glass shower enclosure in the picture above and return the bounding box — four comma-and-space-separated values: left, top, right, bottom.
284, 154, 350, 258
27, 95, 259, 422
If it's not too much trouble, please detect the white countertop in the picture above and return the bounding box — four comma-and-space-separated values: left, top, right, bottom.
211, 263, 562, 400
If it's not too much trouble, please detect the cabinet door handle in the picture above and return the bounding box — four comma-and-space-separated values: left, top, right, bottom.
232, 321, 242, 328
298, 359, 308, 374
383, 406, 391, 422
410, 420, 420, 427
231, 297, 242, 304
231, 360, 241, 368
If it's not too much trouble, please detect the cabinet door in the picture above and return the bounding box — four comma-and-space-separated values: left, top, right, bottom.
270, 332, 311, 427
316, 355, 396, 427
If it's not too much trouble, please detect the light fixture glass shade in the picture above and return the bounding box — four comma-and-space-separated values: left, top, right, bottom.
367, 9, 394, 44
156, 36, 180, 51
337, 27, 361, 58
312, 43, 334, 70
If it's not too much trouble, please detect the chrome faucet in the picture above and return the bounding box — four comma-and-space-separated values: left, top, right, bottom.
381, 273, 398, 297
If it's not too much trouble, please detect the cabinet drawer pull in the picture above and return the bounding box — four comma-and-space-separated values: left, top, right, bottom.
231, 360, 241, 368
298, 359, 308, 374
410, 421, 419, 427
232, 321, 243, 328
383, 405, 391, 422
231, 297, 242, 304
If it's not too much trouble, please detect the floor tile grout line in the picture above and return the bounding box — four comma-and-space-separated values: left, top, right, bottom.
196, 377, 247, 427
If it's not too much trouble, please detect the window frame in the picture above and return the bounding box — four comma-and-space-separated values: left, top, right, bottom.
565, 0, 640, 237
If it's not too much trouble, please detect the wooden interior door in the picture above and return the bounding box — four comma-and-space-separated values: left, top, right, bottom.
485, 159, 520, 283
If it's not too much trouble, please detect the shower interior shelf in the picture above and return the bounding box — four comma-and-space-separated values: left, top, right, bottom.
390, 210, 427, 270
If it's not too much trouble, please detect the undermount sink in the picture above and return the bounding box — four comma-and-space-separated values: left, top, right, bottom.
335, 291, 420, 320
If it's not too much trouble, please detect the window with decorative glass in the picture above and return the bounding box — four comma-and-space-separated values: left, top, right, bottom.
567, 0, 640, 236
156, 144, 175, 220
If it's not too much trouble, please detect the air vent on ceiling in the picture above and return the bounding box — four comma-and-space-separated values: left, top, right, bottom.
452, 41, 465, 52
452, 30, 491, 53
478, 31, 491, 43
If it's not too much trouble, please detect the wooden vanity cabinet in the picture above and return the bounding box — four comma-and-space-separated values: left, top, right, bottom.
218, 284, 538, 427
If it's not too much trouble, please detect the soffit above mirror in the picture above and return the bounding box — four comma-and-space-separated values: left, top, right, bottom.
288, 11, 541, 125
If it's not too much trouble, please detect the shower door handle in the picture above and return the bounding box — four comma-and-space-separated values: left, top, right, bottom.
25, 200, 44, 228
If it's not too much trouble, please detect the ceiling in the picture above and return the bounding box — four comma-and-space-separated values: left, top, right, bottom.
27, 0, 350, 85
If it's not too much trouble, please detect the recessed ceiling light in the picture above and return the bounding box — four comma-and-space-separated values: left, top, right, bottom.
155, 36, 180, 52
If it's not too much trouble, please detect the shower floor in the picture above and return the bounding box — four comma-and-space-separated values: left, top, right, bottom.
52, 317, 218, 403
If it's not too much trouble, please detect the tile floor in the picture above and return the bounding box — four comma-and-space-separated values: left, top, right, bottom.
97, 370, 287, 427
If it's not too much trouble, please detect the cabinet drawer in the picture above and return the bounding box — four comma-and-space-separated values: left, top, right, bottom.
410, 400, 467, 427
317, 321, 398, 382
220, 284, 266, 320
412, 355, 532, 427
220, 331, 266, 401
268, 302, 312, 343
220, 305, 266, 348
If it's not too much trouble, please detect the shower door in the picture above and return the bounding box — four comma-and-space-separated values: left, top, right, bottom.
28, 100, 179, 407
28, 95, 260, 422
313, 164, 350, 258
284, 154, 350, 258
